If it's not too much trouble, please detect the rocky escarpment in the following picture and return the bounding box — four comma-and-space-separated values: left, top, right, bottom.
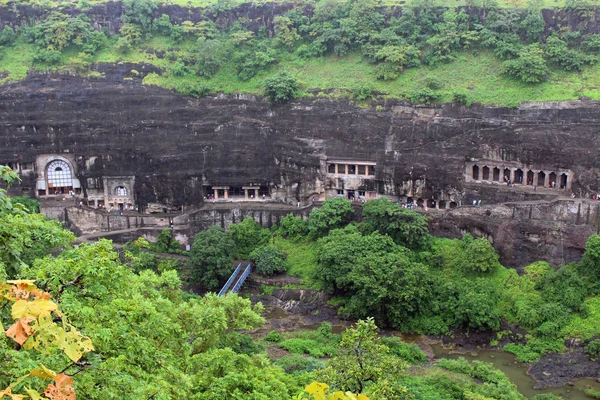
2, 64, 600, 205
2, 64, 600, 267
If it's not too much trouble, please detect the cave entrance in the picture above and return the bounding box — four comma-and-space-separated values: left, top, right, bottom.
503, 168, 511, 182
561, 173, 568, 189
417, 198, 424, 208
347, 190, 356, 200
482, 166, 490, 181
472, 165, 480, 180
449, 201, 457, 209
515, 169, 524, 184
538, 171, 546, 187
549, 172, 557, 188
439, 200, 447, 209
493, 167, 500, 182
527, 170, 534, 185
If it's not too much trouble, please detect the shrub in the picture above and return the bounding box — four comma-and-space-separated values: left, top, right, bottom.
351, 84, 376, 101
380, 336, 427, 364
10, 196, 40, 213
229, 217, 271, 259
250, 246, 287, 276
170, 60, 188, 77
409, 88, 440, 105
0, 26, 16, 46
115, 37, 133, 54
308, 197, 354, 238
585, 339, 600, 358
275, 354, 324, 375
502, 44, 548, 83
264, 330, 283, 343
33, 49, 62, 65
264, 71, 299, 103
452, 91, 472, 107
277, 214, 308, 240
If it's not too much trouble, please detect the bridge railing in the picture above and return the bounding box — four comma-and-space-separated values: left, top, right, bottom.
218, 263, 242, 296
232, 264, 252, 294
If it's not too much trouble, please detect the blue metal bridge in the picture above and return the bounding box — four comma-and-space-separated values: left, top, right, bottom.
218, 263, 252, 296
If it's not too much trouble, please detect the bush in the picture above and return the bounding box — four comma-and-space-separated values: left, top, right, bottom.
502, 44, 548, 83
351, 84, 376, 101
277, 214, 308, 240
264, 330, 283, 343
452, 91, 472, 107
380, 336, 427, 364
0, 26, 16, 46
275, 354, 324, 375
409, 88, 440, 105
115, 36, 133, 54
10, 196, 40, 213
458, 237, 500, 274
250, 246, 287, 276
264, 71, 299, 103
585, 339, 600, 358
308, 197, 354, 238
152, 228, 180, 253
229, 217, 271, 259
170, 60, 188, 77
33, 49, 62, 65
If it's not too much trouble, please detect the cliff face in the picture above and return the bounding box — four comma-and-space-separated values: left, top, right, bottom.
2, 64, 600, 268
2, 64, 600, 205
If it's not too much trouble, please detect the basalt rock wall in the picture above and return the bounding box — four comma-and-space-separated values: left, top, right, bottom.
2, 64, 600, 206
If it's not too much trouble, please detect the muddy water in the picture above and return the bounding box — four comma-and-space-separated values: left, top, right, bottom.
432, 344, 600, 399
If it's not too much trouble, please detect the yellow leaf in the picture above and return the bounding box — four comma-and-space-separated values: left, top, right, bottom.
357, 395, 369, 400
6, 280, 36, 285
306, 382, 329, 395
24, 388, 44, 400
59, 329, 94, 362
29, 365, 57, 380
12, 299, 57, 319
0, 387, 27, 400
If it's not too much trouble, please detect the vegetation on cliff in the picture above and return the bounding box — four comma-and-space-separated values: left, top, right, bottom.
0, 0, 600, 105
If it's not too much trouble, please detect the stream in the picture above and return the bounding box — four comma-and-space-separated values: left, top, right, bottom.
431, 344, 600, 399
262, 306, 600, 399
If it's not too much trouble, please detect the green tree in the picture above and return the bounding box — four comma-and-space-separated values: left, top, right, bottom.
250, 245, 287, 276
264, 71, 299, 103
455, 279, 501, 330
10, 195, 39, 213
229, 216, 271, 259
195, 38, 229, 78
153, 228, 180, 253
308, 197, 354, 237
360, 198, 431, 250
190, 226, 235, 289
580, 234, 600, 278
322, 318, 409, 396
456, 236, 500, 274
277, 213, 309, 240
123, 0, 157, 32
503, 44, 548, 83
0, 26, 16, 46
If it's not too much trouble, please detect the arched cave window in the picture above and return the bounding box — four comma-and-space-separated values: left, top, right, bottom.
515, 169, 524, 184
538, 171, 546, 186
482, 166, 490, 181
549, 172, 557, 188
46, 160, 73, 193
527, 170, 534, 185
472, 165, 479, 180
493, 167, 500, 182
561, 173, 568, 188
503, 168, 511, 182
115, 186, 128, 196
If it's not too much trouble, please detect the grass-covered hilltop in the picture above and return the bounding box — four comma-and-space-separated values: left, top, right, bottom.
1, 0, 600, 106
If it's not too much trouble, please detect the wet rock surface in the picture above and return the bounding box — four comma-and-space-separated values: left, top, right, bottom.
529, 349, 600, 389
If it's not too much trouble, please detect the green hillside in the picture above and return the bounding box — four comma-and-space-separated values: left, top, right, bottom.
0, 0, 598, 106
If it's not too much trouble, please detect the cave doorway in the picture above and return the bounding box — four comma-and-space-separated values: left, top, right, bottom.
515, 169, 524, 184
538, 171, 546, 187
439, 200, 447, 209
527, 170, 534, 185
549, 172, 557, 188
493, 167, 500, 182
347, 190, 356, 200
561, 173, 568, 188
503, 168, 511, 182
417, 198, 424, 208
482, 166, 490, 181
449, 201, 457, 209
472, 165, 480, 180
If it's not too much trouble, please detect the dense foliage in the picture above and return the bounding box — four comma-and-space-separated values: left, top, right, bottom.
2, 0, 600, 105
